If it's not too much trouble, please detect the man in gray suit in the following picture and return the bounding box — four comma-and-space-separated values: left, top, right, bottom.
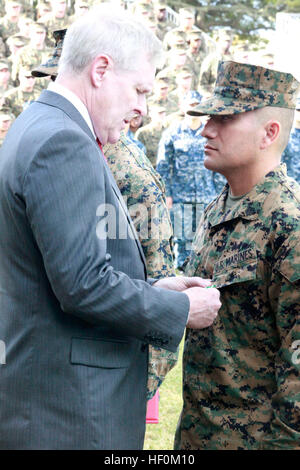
0, 6, 220, 449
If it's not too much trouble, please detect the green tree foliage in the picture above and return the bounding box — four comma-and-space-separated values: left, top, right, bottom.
167, 0, 300, 38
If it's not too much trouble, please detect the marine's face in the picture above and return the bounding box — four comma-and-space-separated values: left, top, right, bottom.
0, 67, 10, 85
180, 16, 194, 30
0, 116, 12, 132
201, 111, 262, 176
90, 56, 155, 145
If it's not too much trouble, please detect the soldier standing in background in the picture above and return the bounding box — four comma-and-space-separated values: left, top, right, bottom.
4, 65, 40, 116
157, 45, 193, 92
5, 34, 27, 70
39, 0, 71, 46
147, 77, 177, 116
11, 22, 51, 86
0, 59, 14, 93
154, 1, 173, 41
0, 0, 22, 50
198, 28, 233, 96
136, 103, 167, 168
163, 7, 200, 51
175, 60, 300, 450
168, 69, 193, 110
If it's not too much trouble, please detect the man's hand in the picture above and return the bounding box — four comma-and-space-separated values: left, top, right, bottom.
153, 276, 220, 329
185, 286, 221, 329
153, 276, 212, 291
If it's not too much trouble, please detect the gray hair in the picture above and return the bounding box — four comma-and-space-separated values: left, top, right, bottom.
58, 4, 163, 75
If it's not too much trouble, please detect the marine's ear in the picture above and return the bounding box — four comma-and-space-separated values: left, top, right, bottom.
260, 119, 280, 150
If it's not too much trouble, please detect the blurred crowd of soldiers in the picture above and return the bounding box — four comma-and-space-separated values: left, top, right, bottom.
0, 0, 299, 183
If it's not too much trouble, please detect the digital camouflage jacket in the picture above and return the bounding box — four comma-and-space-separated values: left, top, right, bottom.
175, 164, 300, 450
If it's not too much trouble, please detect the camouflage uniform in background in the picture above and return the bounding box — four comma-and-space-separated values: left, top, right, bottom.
12, 45, 52, 86
282, 127, 300, 184
135, 120, 165, 169
39, 13, 71, 47
0, 59, 14, 94
176, 60, 300, 450
3, 84, 40, 116
0, 15, 20, 44
18, 0, 35, 18
157, 110, 225, 268
147, 93, 177, 117
197, 52, 220, 96
176, 165, 300, 449
103, 132, 178, 400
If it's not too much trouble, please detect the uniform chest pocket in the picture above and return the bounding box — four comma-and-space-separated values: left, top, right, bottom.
212, 248, 258, 288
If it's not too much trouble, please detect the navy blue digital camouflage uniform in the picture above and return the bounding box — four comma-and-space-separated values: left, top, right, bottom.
282, 127, 300, 184
156, 119, 225, 268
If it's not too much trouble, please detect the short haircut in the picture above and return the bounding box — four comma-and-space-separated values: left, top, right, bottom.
58, 3, 163, 75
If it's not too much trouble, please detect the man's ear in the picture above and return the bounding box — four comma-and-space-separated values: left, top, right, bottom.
260, 120, 280, 150
90, 54, 112, 87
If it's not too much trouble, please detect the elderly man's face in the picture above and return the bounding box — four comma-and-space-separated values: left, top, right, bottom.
201, 111, 263, 176
90, 56, 155, 145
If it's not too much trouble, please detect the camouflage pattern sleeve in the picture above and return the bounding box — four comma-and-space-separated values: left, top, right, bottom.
104, 133, 178, 400
261, 237, 300, 449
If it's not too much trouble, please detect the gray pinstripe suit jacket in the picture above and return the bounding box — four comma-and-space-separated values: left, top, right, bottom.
0, 91, 189, 449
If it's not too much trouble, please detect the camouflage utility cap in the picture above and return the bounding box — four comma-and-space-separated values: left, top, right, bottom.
31, 29, 67, 78
188, 60, 300, 116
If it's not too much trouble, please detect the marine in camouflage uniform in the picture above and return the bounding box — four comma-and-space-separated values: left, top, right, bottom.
162, 7, 199, 51
156, 91, 225, 269
135, 104, 167, 169
154, 2, 173, 42
4, 66, 40, 116
0, 58, 14, 94
39, 0, 71, 47
11, 23, 51, 89
0, 0, 22, 46
175, 61, 300, 450
103, 132, 178, 400
158, 46, 194, 93
147, 77, 177, 117
185, 30, 208, 88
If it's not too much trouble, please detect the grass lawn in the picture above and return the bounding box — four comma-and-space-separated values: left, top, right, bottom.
143, 338, 184, 450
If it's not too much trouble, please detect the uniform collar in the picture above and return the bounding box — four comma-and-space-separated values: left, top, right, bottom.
207, 163, 287, 227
